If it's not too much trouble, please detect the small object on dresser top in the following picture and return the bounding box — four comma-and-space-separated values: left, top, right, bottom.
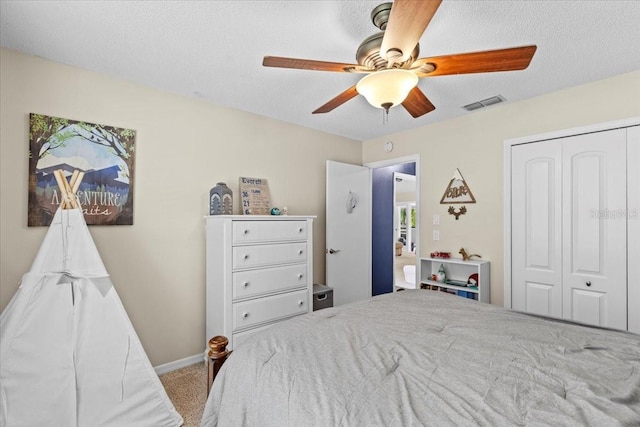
270, 207, 281, 215
210, 182, 233, 215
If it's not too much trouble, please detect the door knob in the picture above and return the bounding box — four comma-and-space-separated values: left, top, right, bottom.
327, 248, 341, 254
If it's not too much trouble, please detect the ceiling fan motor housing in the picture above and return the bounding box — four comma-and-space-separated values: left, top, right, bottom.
357, 3, 420, 69
356, 32, 419, 70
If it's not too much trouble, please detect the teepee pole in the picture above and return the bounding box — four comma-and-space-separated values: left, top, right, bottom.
53, 169, 84, 210
70, 171, 85, 195
53, 170, 70, 209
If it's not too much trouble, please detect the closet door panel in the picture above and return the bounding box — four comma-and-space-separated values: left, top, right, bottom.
628, 126, 640, 334
572, 289, 606, 326
562, 129, 627, 330
511, 141, 562, 317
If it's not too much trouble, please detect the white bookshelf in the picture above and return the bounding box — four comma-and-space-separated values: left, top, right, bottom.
420, 257, 490, 303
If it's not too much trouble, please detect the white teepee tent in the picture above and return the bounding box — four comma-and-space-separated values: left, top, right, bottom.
0, 171, 183, 427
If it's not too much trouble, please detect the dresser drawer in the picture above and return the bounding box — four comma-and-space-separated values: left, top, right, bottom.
233, 289, 308, 331
232, 220, 308, 244
233, 264, 307, 300
233, 242, 307, 269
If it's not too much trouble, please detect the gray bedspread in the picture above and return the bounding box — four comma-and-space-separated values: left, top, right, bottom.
201, 290, 640, 426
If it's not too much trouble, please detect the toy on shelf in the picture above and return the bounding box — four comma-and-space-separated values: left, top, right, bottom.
459, 248, 481, 261
467, 273, 479, 287
430, 251, 451, 259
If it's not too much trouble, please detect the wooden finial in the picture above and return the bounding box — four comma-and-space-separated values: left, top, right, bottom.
207, 335, 231, 395
208, 335, 229, 359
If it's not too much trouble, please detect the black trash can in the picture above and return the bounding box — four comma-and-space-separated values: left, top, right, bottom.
313, 284, 334, 311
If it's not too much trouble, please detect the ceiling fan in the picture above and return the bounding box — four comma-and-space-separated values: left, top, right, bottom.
262, 0, 537, 118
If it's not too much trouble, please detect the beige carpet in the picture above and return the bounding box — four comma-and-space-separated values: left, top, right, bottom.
160, 362, 208, 427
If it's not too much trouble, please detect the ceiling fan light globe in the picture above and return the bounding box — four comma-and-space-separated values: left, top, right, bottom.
356, 69, 418, 110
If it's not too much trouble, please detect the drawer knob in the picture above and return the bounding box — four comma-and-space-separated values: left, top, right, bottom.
298, 250, 303, 255
297, 274, 303, 279
243, 281, 249, 288
243, 254, 249, 260
586, 281, 592, 287
298, 228, 303, 233
243, 229, 249, 235
242, 312, 249, 318
298, 301, 304, 306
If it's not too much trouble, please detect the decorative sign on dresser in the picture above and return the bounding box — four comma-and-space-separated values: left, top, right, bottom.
239, 177, 271, 215
205, 215, 315, 350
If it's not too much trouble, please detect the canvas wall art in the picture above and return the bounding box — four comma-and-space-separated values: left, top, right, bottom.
28, 113, 136, 226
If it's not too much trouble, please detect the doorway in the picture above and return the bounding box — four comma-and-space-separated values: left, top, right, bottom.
367, 155, 420, 296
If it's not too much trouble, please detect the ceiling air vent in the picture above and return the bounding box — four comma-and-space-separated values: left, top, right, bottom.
462, 95, 506, 111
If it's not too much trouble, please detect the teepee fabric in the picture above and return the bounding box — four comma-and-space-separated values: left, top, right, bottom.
0, 208, 183, 427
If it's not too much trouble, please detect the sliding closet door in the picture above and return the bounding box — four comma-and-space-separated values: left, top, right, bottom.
562, 129, 627, 330
628, 126, 640, 334
511, 141, 563, 317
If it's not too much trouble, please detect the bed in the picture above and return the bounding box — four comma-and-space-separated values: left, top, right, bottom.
201, 290, 640, 426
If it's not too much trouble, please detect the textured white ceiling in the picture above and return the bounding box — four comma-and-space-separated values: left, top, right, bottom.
1, 1, 639, 141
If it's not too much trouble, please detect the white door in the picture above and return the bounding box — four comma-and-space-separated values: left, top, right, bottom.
512, 129, 628, 330
326, 160, 371, 306
511, 140, 563, 318
562, 130, 627, 329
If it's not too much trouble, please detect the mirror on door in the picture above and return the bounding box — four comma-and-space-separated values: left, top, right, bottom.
394, 172, 417, 290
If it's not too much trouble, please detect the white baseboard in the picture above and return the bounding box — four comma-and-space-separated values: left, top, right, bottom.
154, 353, 204, 376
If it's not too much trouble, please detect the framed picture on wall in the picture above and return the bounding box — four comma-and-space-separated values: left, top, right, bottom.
28, 113, 136, 226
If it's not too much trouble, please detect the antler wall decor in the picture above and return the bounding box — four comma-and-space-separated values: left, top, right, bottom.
448, 205, 467, 220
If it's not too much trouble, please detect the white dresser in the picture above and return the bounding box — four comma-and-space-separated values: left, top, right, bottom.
205, 215, 314, 350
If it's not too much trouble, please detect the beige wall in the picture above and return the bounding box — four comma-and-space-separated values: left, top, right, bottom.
2, 46, 639, 366
363, 70, 640, 306
0, 48, 361, 366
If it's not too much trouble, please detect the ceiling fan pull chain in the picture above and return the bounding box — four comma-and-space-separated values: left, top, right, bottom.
382, 102, 392, 125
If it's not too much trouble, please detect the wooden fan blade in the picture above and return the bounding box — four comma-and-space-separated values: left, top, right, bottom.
402, 86, 436, 118
414, 45, 537, 77
263, 56, 372, 73
312, 86, 359, 114
380, 0, 442, 64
